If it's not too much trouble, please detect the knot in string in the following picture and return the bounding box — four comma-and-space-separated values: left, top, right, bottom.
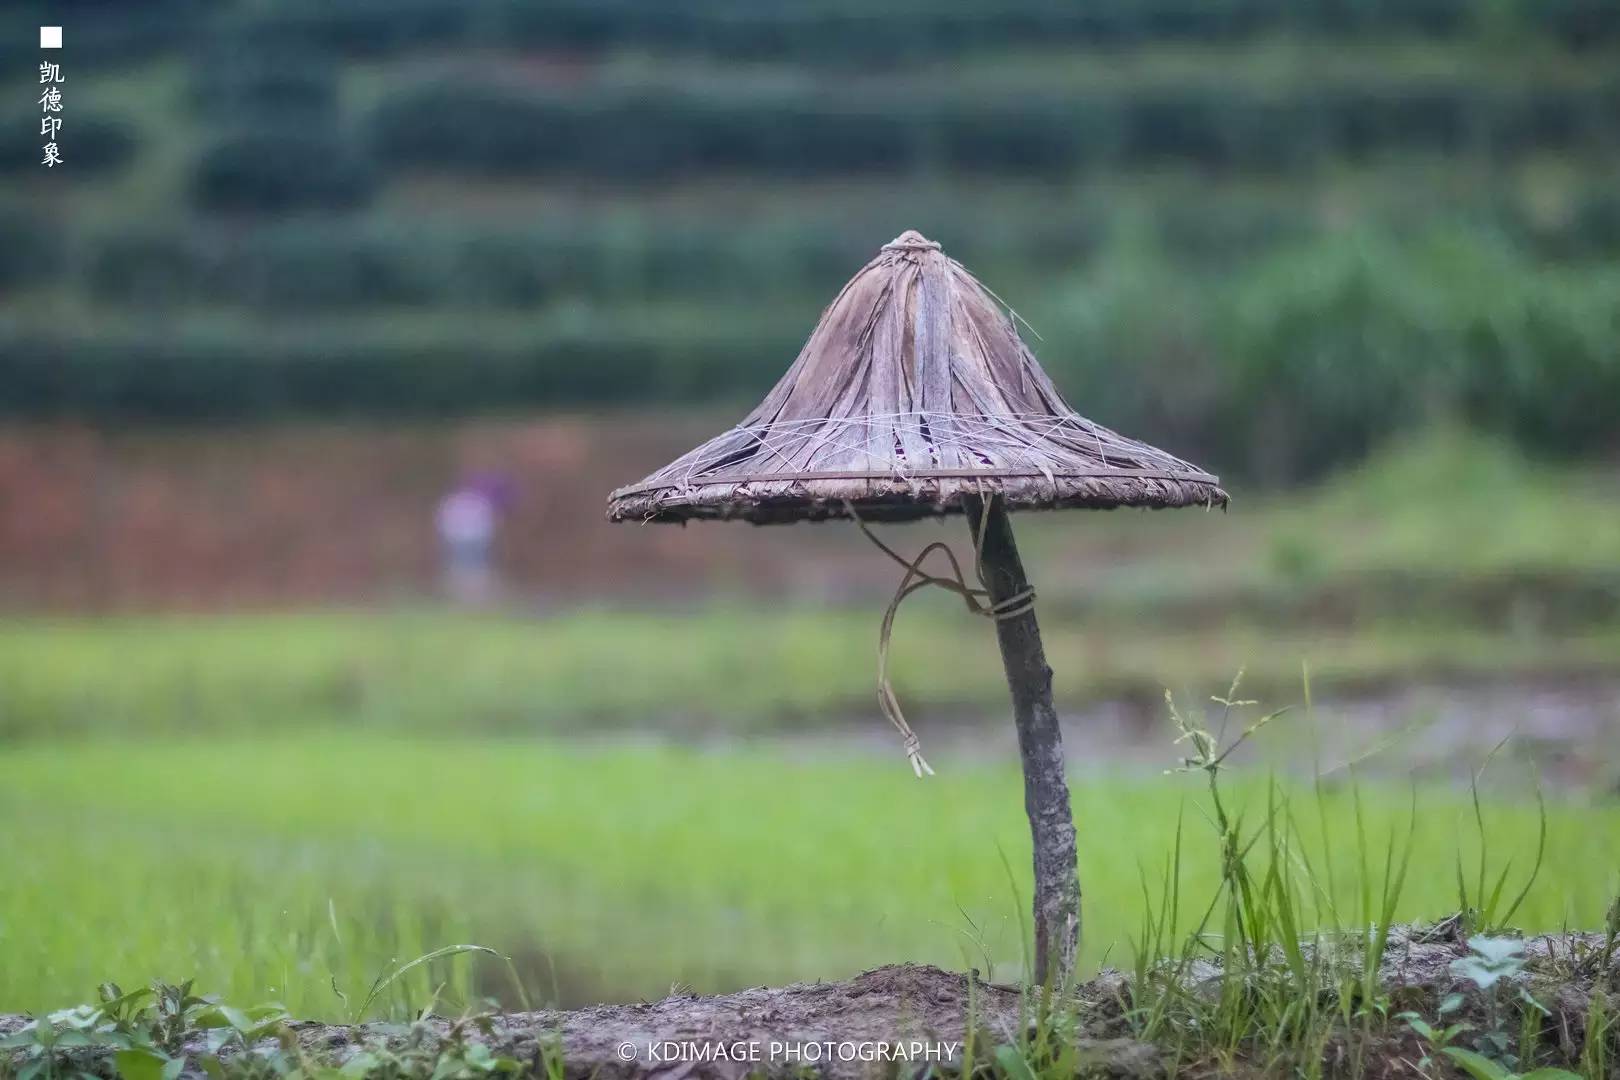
844, 494, 1034, 777
902, 732, 934, 778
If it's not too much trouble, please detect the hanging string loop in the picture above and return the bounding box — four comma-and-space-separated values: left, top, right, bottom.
844, 493, 1035, 776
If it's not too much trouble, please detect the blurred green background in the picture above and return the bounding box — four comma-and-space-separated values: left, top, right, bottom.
0, 0, 1618, 1020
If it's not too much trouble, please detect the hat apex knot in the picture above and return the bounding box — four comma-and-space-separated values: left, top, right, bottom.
883, 230, 941, 252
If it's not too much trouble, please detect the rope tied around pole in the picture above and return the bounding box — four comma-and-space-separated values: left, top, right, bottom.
844, 494, 1035, 776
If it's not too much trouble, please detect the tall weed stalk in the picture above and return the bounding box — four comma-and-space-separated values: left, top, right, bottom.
1128, 672, 1415, 1075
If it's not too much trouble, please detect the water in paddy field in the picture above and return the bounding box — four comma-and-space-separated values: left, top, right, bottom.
762, 680, 1620, 792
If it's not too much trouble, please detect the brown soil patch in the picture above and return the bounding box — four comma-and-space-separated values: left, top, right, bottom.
3, 928, 1615, 1078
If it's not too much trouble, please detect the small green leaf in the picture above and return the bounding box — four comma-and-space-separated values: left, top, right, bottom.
1469, 937, 1526, 965
1452, 953, 1517, 990
100, 987, 153, 1014
194, 1004, 251, 1032
245, 1004, 288, 1023
339, 1051, 382, 1077
1403, 1017, 1438, 1040
114, 1048, 168, 1080
1442, 1047, 1512, 1080
1518, 987, 1551, 1015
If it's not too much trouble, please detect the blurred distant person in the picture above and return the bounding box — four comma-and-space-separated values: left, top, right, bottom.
436, 473, 512, 605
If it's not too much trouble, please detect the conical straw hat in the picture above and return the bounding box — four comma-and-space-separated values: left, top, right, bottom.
609, 230, 1226, 525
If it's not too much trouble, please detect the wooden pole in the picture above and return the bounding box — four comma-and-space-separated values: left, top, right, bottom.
967, 495, 1081, 985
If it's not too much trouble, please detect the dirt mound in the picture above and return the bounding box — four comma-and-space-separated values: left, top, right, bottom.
283, 963, 1157, 1079
3, 927, 1615, 1077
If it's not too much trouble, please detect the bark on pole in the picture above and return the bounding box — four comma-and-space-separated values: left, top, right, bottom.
967, 495, 1081, 985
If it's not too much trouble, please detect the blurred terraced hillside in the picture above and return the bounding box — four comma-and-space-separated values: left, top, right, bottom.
3, 0, 1619, 481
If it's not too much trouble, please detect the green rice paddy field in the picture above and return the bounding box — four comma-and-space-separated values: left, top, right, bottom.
1, 734, 1616, 1020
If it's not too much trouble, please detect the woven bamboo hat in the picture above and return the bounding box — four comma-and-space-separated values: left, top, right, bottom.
608, 230, 1226, 525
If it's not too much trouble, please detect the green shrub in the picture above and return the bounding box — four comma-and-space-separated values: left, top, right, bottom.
220, 0, 475, 58
78, 215, 1088, 311
0, 319, 802, 419
227, 0, 1620, 64
365, 75, 1620, 181
235, 225, 445, 308
1039, 228, 1620, 480
86, 230, 210, 306
189, 128, 376, 213
33, 226, 1620, 483
1214, 234, 1463, 480
0, 205, 62, 288
190, 47, 340, 120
